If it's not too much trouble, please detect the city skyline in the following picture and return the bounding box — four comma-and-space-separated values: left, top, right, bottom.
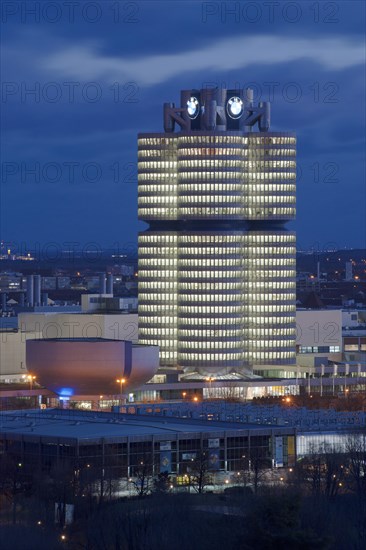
1, 1, 365, 250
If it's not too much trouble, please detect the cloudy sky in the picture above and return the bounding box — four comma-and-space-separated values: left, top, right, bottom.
1, 0, 365, 254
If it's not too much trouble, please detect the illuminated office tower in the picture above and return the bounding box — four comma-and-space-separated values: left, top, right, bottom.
138, 87, 296, 378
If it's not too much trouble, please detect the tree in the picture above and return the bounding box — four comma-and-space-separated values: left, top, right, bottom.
294, 443, 345, 499
0, 454, 32, 524
249, 447, 271, 495
189, 451, 211, 494
240, 493, 332, 550
153, 471, 172, 494
130, 456, 154, 497
345, 434, 366, 501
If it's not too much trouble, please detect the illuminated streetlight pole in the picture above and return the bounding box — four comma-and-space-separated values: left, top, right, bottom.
23, 374, 36, 391
116, 378, 126, 407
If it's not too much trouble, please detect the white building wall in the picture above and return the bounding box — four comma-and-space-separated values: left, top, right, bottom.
296, 309, 342, 348
0, 330, 27, 378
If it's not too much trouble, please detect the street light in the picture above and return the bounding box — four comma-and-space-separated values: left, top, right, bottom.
116, 378, 126, 406
23, 374, 36, 391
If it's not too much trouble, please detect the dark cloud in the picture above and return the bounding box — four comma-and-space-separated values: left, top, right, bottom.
1, 0, 365, 249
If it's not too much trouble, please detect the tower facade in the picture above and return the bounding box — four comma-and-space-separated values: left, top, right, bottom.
138, 87, 296, 378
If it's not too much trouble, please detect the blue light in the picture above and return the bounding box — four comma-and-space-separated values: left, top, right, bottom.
59, 387, 74, 397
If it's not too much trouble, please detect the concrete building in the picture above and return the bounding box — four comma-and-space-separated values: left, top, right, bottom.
0, 408, 296, 479
138, 86, 296, 379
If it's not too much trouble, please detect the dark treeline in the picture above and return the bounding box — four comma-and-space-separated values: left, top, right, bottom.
1, 436, 366, 549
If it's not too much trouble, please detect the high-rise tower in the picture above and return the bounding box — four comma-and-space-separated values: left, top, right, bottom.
138, 87, 296, 379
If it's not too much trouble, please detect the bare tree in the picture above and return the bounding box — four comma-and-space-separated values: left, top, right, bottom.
294, 443, 345, 499
345, 434, 366, 501
189, 451, 211, 494
130, 455, 154, 497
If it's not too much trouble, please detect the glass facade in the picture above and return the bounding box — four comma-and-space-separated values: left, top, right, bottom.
138, 131, 296, 377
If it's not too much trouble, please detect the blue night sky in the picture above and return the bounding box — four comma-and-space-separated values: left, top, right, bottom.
1, 0, 365, 254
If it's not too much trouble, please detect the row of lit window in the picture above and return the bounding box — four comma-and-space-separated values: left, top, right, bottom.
139, 304, 177, 312
178, 306, 241, 313
160, 352, 178, 360
246, 293, 296, 301
298, 346, 341, 353
246, 161, 296, 169
138, 246, 295, 255
244, 196, 296, 204
178, 160, 297, 169
139, 196, 241, 205
176, 316, 295, 326
177, 184, 240, 191
178, 159, 242, 168
140, 259, 178, 266
138, 173, 177, 181
138, 273, 177, 281
178, 294, 242, 302
138, 316, 177, 324
249, 305, 296, 312
244, 184, 296, 192
138, 138, 176, 146
139, 328, 177, 336
138, 235, 178, 243
245, 328, 295, 336
138, 183, 295, 193
248, 149, 296, 157
244, 172, 296, 180
180, 342, 242, 350
139, 316, 240, 326
178, 259, 287, 266
243, 207, 295, 216
250, 282, 296, 289
178, 171, 242, 180
138, 150, 176, 158
179, 136, 245, 144
139, 293, 177, 301
138, 185, 179, 193
178, 234, 296, 243
179, 353, 242, 360
177, 282, 294, 290
178, 270, 296, 278
247, 340, 295, 348
139, 281, 177, 289
176, 147, 296, 158
138, 270, 296, 279
138, 248, 178, 256
250, 351, 295, 359
138, 234, 296, 244
178, 329, 241, 337
245, 259, 296, 266
138, 208, 175, 217
142, 246, 242, 254
248, 137, 296, 145
180, 197, 296, 206
138, 196, 177, 204
177, 207, 295, 216
249, 316, 295, 324
178, 147, 243, 157
139, 161, 177, 169
176, 172, 296, 181
178, 135, 296, 145
140, 207, 296, 218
